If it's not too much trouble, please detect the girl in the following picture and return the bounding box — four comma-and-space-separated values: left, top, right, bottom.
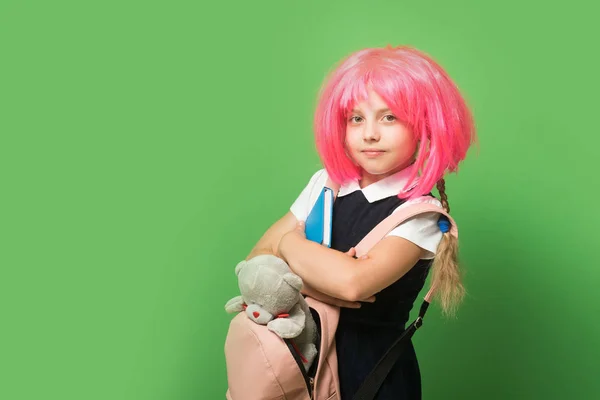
246, 45, 476, 399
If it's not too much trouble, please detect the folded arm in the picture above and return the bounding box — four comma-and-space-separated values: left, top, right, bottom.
245, 211, 372, 308
278, 222, 424, 302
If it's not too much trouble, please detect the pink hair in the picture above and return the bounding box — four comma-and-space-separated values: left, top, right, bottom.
313, 45, 477, 199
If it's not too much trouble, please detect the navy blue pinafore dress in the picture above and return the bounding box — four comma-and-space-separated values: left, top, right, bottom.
331, 190, 433, 400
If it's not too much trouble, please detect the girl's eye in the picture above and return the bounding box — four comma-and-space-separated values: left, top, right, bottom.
383, 114, 396, 122
349, 115, 362, 123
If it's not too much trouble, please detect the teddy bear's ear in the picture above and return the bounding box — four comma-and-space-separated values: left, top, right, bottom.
235, 260, 246, 276
282, 273, 303, 291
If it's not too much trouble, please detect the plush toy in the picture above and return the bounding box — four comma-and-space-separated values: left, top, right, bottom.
225, 254, 318, 372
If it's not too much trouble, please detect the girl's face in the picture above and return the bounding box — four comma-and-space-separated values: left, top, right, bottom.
345, 89, 417, 187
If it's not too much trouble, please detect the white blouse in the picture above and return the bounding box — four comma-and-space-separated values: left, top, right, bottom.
290, 168, 444, 260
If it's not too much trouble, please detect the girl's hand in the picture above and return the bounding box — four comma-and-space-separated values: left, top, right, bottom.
276, 220, 307, 260
290, 221, 368, 260
281, 220, 374, 307
344, 246, 369, 261
293, 220, 307, 239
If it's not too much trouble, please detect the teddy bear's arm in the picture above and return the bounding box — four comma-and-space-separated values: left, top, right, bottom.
224, 296, 245, 313
267, 303, 305, 338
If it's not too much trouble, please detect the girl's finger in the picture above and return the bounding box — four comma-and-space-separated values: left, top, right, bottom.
345, 247, 356, 257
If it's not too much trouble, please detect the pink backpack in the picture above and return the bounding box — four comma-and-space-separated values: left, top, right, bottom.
224, 180, 458, 400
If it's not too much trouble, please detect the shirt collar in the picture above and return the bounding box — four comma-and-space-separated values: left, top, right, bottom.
338, 164, 419, 203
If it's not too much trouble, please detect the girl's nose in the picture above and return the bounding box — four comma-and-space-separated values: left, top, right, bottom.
364, 123, 380, 141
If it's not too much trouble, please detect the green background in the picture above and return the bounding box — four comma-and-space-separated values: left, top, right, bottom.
2, 0, 599, 399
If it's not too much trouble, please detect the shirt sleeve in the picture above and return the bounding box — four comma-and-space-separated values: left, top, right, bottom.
385, 197, 444, 260
290, 169, 328, 221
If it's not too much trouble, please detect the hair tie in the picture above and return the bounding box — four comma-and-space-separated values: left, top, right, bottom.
437, 216, 450, 233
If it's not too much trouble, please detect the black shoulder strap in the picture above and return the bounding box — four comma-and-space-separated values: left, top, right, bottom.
351, 300, 430, 400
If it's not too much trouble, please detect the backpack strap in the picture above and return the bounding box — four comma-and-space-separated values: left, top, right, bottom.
351, 301, 429, 400
325, 176, 459, 300
354, 196, 458, 301
351, 196, 459, 400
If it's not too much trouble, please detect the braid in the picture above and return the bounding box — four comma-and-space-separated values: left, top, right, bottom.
431, 176, 465, 317
436, 178, 450, 213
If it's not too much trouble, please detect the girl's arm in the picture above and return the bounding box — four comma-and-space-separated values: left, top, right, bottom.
278, 221, 424, 302
300, 275, 374, 308
245, 211, 372, 308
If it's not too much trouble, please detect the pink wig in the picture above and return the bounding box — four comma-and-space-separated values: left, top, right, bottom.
313, 45, 477, 199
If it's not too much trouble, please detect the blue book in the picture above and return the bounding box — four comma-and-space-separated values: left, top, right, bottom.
305, 186, 334, 247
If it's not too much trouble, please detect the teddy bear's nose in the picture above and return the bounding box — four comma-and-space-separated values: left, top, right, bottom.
253, 311, 260, 318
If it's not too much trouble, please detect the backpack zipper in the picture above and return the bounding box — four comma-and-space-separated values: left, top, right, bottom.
284, 339, 313, 397
284, 306, 321, 399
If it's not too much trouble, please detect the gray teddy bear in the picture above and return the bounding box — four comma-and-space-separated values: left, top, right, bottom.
225, 254, 318, 372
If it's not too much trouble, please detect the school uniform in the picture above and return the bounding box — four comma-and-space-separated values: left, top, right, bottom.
290, 166, 444, 400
